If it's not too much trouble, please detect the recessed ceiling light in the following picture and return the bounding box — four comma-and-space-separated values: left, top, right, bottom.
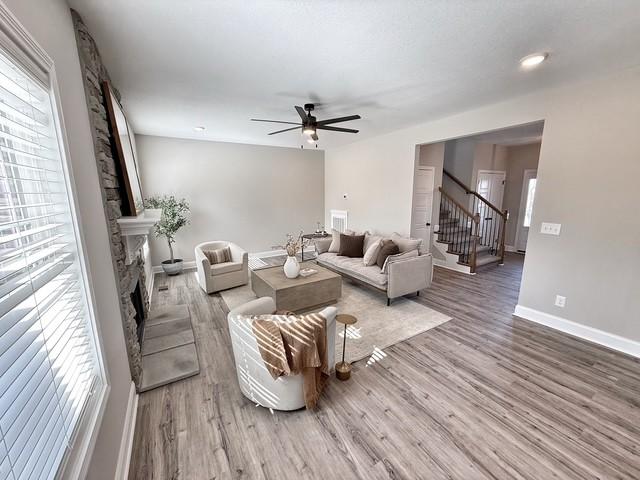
520, 52, 548, 68
194, 126, 206, 132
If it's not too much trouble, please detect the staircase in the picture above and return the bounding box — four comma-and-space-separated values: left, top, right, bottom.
435, 170, 508, 273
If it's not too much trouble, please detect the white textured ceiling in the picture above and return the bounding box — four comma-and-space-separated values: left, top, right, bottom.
68, 0, 640, 149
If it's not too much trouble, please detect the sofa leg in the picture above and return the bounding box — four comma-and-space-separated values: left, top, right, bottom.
387, 298, 391, 306
416, 290, 420, 296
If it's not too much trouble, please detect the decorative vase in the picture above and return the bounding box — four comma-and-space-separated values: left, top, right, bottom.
283, 255, 300, 279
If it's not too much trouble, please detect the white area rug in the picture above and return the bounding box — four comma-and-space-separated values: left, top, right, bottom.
218, 275, 451, 364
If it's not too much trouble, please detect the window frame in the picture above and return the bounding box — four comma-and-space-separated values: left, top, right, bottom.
0, 5, 109, 480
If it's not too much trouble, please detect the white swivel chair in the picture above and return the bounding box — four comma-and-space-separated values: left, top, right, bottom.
227, 297, 337, 411
195, 241, 248, 293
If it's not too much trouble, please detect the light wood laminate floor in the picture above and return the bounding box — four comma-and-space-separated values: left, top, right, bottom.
129, 254, 640, 479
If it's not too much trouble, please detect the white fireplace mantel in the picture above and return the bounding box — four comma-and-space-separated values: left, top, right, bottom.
117, 209, 162, 265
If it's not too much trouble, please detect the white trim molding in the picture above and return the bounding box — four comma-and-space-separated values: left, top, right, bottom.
249, 248, 288, 259
152, 260, 197, 274
514, 305, 640, 359
115, 382, 139, 480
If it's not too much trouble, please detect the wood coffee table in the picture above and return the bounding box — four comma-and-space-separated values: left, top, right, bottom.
251, 261, 342, 313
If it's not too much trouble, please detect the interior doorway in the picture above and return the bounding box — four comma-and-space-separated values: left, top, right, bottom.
410, 165, 435, 252
414, 121, 543, 280
476, 170, 506, 209
476, 170, 506, 245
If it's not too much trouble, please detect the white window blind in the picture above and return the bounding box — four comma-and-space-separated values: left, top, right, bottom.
0, 47, 102, 480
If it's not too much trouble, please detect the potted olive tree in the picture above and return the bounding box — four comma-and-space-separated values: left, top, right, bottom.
144, 195, 190, 275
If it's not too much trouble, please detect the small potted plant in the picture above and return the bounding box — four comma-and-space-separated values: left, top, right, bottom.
144, 195, 190, 275
275, 231, 308, 279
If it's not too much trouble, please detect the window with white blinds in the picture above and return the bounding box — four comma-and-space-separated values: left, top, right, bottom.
0, 46, 103, 479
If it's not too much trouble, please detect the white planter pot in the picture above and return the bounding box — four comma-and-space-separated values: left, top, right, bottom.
162, 259, 184, 276
283, 256, 300, 279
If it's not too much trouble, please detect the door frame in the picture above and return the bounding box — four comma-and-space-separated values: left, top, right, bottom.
514, 168, 537, 252
410, 165, 436, 252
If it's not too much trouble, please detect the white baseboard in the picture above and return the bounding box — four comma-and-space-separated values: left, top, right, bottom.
151, 260, 196, 274
249, 248, 286, 259
115, 382, 138, 480
514, 305, 640, 359
433, 258, 473, 275
249, 246, 315, 259
151, 247, 317, 274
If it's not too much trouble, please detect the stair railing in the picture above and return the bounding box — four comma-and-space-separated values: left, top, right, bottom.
442, 169, 508, 266
438, 187, 480, 273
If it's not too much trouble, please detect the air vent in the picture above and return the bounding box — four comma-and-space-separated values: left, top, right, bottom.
330, 209, 348, 232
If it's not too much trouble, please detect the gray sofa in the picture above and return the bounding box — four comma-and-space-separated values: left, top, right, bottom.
315, 234, 433, 305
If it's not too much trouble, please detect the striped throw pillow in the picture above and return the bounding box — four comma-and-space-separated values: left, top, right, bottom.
204, 246, 232, 264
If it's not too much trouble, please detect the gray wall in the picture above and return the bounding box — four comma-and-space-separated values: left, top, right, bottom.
503, 143, 541, 247
137, 135, 325, 265
4, 1, 134, 478
325, 66, 640, 343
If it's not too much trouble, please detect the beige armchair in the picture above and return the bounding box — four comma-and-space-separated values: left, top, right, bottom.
195, 241, 248, 293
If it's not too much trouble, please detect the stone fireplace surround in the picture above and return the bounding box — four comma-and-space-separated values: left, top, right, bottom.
72, 10, 155, 389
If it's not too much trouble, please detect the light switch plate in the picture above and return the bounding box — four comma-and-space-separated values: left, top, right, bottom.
555, 295, 566, 308
541, 222, 561, 235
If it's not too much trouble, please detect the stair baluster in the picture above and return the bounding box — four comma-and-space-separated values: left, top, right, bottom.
437, 169, 508, 271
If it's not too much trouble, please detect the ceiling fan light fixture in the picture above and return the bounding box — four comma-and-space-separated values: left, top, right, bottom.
303, 126, 315, 135
306, 137, 315, 144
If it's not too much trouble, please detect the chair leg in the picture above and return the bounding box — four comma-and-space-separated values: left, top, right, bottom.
387, 298, 391, 306
416, 290, 420, 296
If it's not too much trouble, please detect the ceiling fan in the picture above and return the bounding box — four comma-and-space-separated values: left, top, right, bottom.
251, 103, 360, 143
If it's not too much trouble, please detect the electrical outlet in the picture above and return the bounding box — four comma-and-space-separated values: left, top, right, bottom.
555, 295, 566, 308
541, 222, 561, 235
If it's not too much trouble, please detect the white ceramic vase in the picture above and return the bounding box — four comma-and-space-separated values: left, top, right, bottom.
283, 255, 300, 279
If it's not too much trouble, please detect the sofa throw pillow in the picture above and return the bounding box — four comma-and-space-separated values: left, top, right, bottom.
314, 237, 332, 254
376, 240, 400, 269
363, 238, 382, 266
382, 249, 419, 273
363, 234, 381, 256
391, 232, 422, 253
339, 234, 365, 258
204, 246, 231, 264
328, 229, 349, 253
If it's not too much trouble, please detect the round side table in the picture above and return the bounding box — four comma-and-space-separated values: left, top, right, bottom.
335, 314, 357, 381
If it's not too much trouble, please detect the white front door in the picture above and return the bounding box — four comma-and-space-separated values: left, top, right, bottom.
476, 170, 506, 247
411, 166, 435, 252
516, 169, 537, 252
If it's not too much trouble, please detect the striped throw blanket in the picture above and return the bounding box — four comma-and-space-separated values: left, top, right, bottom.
252, 312, 328, 409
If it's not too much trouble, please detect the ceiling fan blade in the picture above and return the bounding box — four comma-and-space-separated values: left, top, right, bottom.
268, 126, 301, 135
317, 125, 359, 134
251, 119, 301, 125
317, 114, 361, 126
295, 106, 308, 122
311, 132, 319, 141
